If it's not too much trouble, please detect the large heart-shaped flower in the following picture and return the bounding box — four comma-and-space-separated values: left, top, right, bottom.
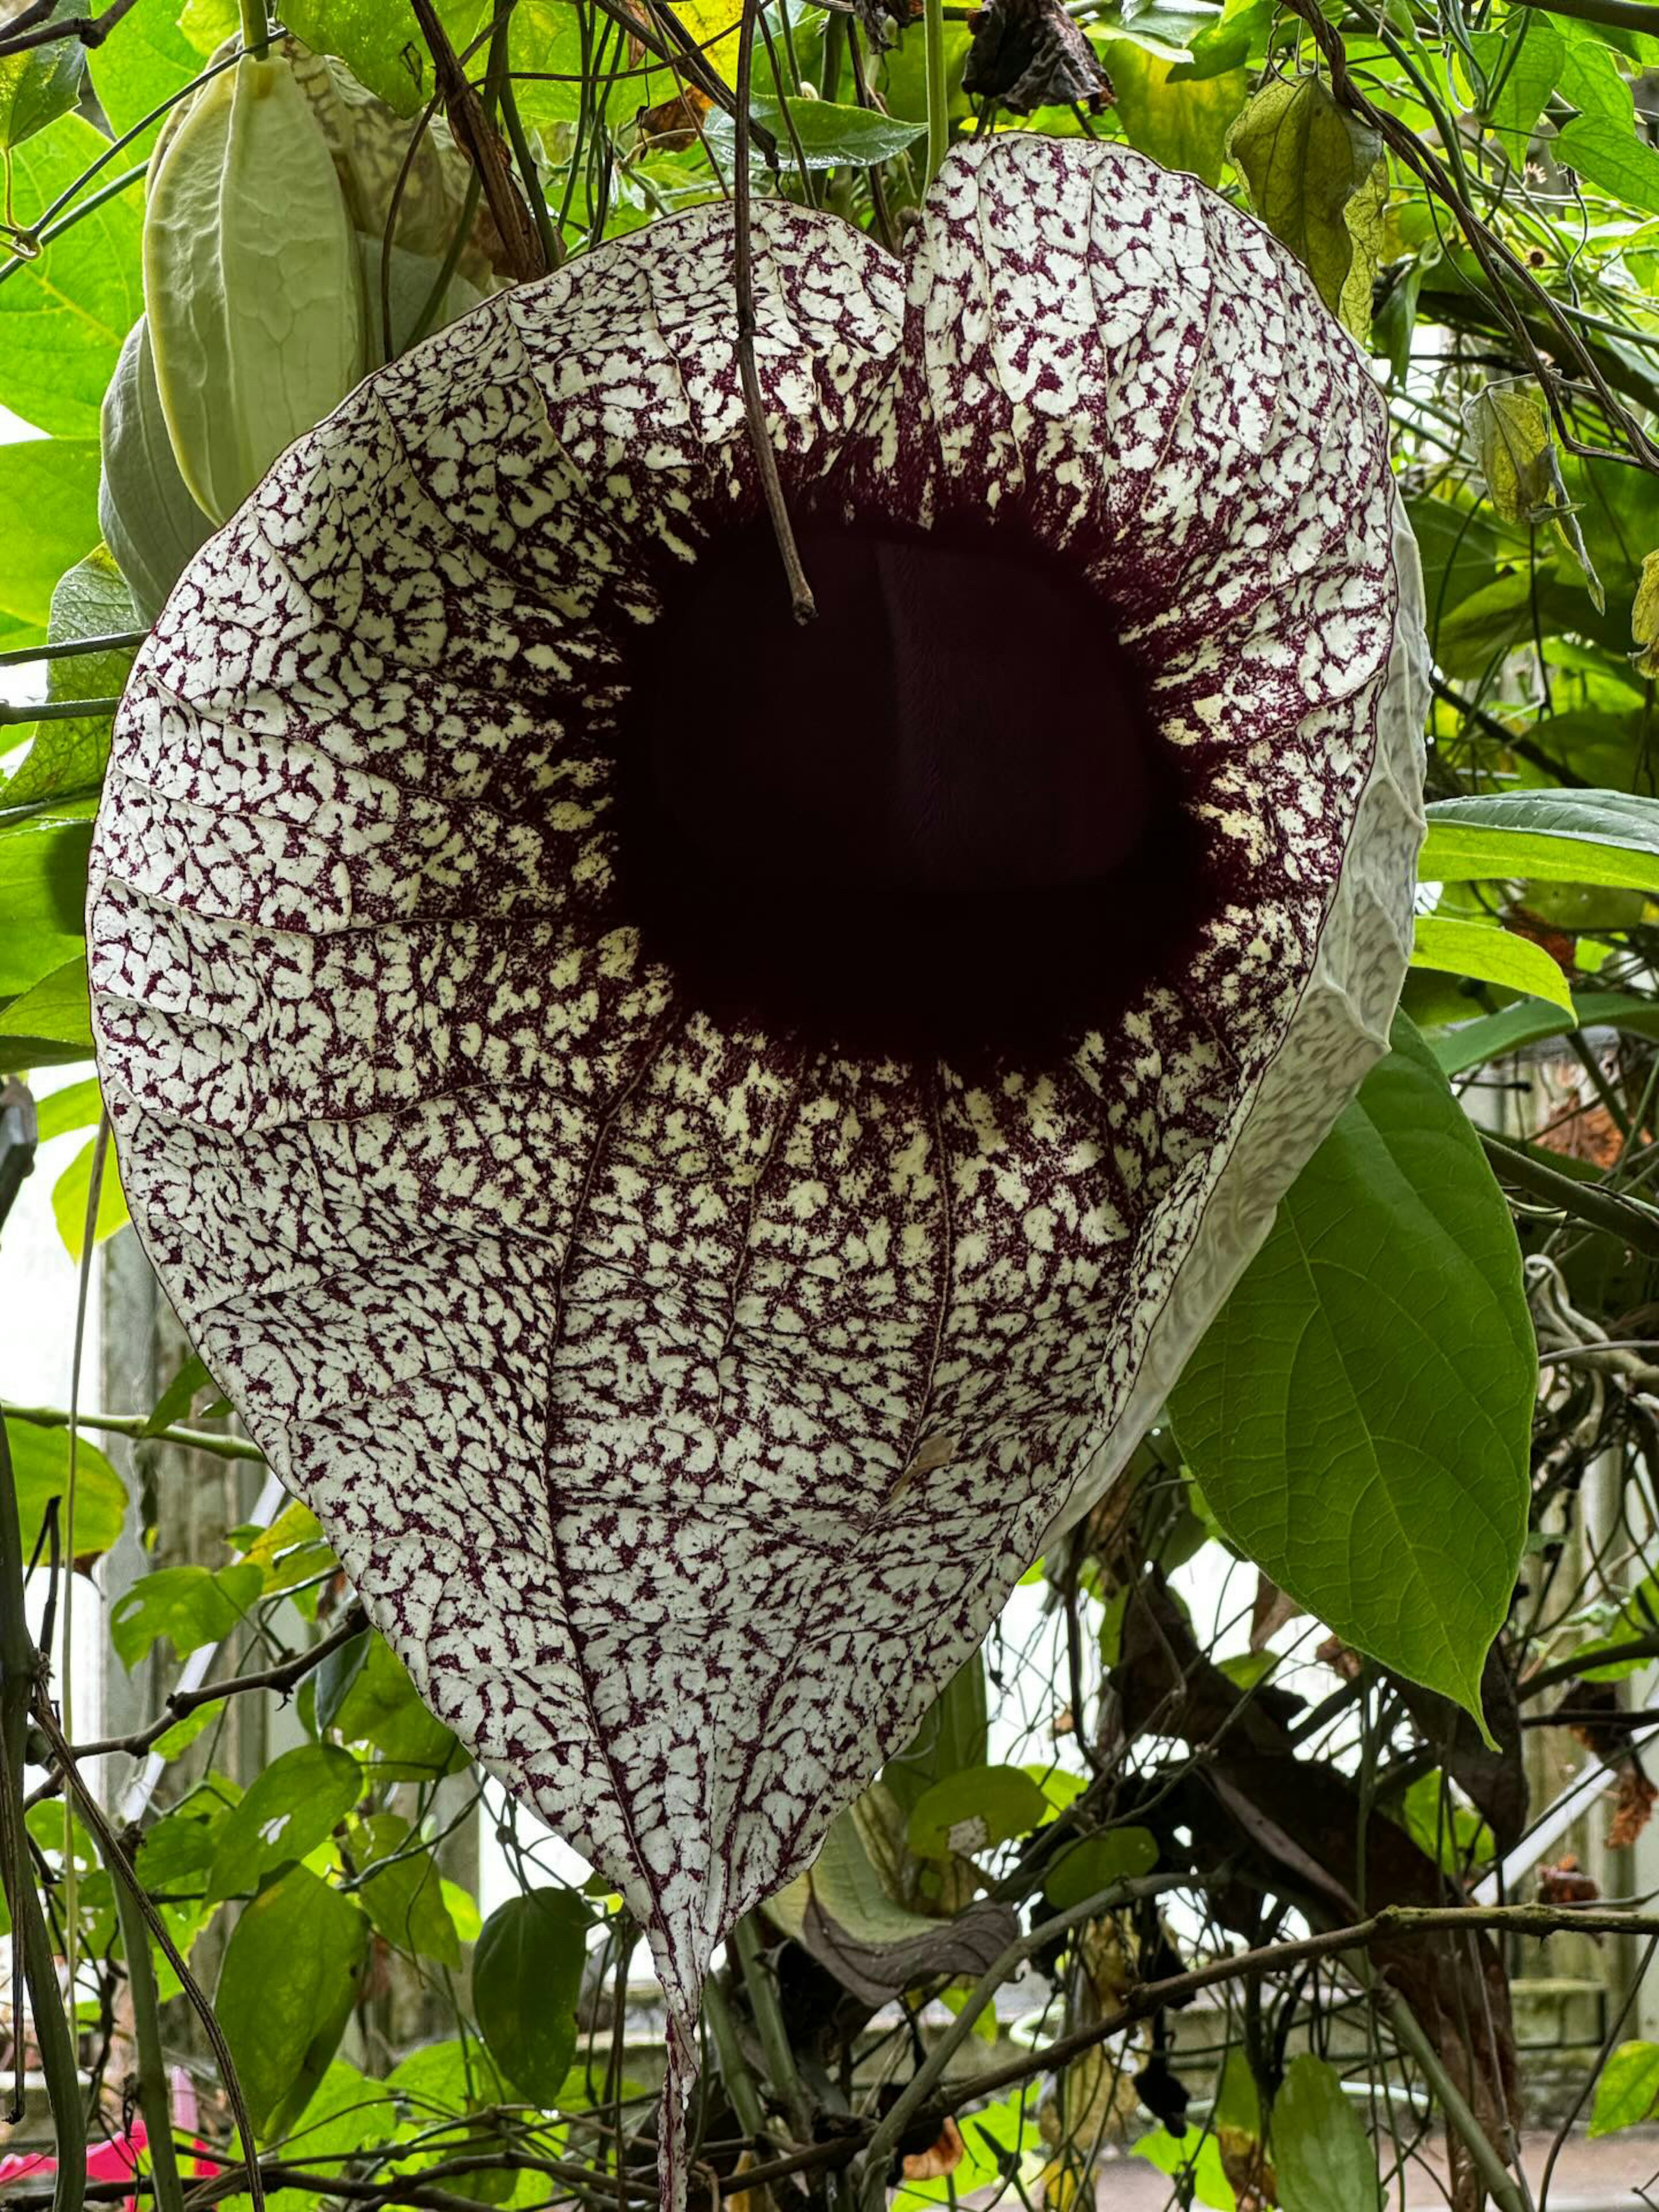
90, 133, 1426, 2201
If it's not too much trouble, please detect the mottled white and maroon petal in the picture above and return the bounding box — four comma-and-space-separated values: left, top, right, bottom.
89, 139, 1427, 2212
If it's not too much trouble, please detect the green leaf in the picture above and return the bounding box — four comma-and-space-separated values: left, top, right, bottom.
357, 1820, 463, 1967
508, 0, 587, 130
32, 1073, 100, 1142
142, 1350, 213, 1435
0, 807, 94, 999
471, 1888, 593, 2104
1043, 1826, 1159, 1908
180, 0, 241, 55
906, 1764, 1050, 1859
136, 1777, 239, 1892
1271, 2055, 1381, 2211
109, 1560, 263, 1669
1106, 43, 1247, 187
1431, 990, 1659, 1076
254, 2058, 394, 2212
0, 437, 101, 637
5, 1415, 126, 1561
206, 1743, 363, 1904
90, 0, 214, 143
1225, 72, 1388, 338
149, 1698, 226, 1761
4, 549, 136, 808
216, 1863, 371, 2140
1411, 913, 1573, 1012
704, 95, 928, 171
0, 954, 95, 1066
326, 1630, 461, 1777
883, 1651, 988, 1815
1467, 16, 1562, 150
99, 316, 215, 627
1589, 2040, 1659, 2136
279, 0, 487, 117
0, 0, 88, 152
52, 1129, 128, 1258
1554, 33, 1659, 213
1422, 788, 1659, 896
1168, 1014, 1535, 1719
0, 118, 144, 437
1132, 2125, 1236, 2210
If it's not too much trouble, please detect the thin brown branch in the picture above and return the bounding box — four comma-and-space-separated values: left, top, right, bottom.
0, 0, 137, 61
64, 1604, 369, 1762
732, 0, 815, 622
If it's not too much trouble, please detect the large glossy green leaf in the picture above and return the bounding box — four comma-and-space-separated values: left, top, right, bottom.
0, 0, 88, 152
1272, 2055, 1382, 2210
0, 807, 94, 998
1430, 990, 1659, 1076
90, 0, 213, 142
1043, 1826, 1159, 1908
279, 0, 487, 116
0, 438, 102, 636
216, 1864, 371, 2139
0, 118, 144, 437
1421, 788, 1659, 896
1554, 33, 1659, 213
1106, 44, 1246, 187
5, 1416, 127, 1561
356, 1817, 463, 1967
1169, 1015, 1535, 1718
0, 954, 95, 1063
1411, 913, 1573, 1011
325, 1630, 463, 1778
207, 1744, 363, 1903
508, 0, 589, 130
1466, 15, 1562, 151
471, 1888, 592, 2104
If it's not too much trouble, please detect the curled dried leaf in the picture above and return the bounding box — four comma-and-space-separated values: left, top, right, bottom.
962, 0, 1113, 114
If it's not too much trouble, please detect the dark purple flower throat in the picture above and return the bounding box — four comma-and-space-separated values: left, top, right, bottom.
617, 516, 1217, 1060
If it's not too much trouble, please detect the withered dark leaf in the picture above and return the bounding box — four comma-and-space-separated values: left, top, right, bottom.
962, 0, 1113, 114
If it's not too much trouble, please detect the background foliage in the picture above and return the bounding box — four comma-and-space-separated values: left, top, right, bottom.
5, 0, 1659, 2203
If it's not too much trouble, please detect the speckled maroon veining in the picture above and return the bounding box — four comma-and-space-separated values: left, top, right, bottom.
89, 135, 1427, 2203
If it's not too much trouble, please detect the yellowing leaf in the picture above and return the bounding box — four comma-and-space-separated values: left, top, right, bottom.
1466, 385, 1550, 524
1464, 385, 1605, 611
1634, 549, 1659, 680
1226, 73, 1387, 339
1109, 45, 1248, 189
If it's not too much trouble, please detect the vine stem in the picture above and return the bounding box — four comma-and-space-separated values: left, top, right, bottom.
728, 1915, 812, 2143
922, 0, 949, 185
237, 0, 267, 54
30, 1698, 267, 2212
113, 1868, 185, 2212
0, 1424, 87, 2212
1373, 1982, 1525, 2212
734, 0, 815, 620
